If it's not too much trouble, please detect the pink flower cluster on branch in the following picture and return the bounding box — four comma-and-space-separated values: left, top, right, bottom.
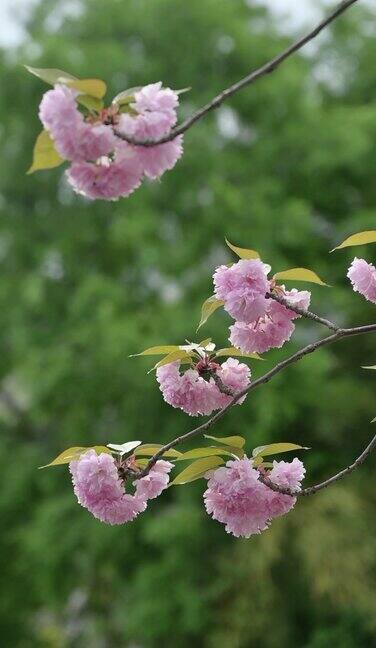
204, 457, 305, 537
213, 259, 311, 353
157, 357, 250, 416
70, 449, 172, 525
39, 82, 183, 200
347, 258, 376, 304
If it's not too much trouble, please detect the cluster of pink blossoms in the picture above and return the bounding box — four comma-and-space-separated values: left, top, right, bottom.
39, 81, 183, 200
213, 259, 311, 354
156, 357, 250, 416
69, 449, 172, 525
347, 257, 376, 304
204, 456, 305, 537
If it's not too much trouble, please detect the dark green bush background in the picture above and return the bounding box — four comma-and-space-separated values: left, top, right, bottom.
0, 0, 375, 645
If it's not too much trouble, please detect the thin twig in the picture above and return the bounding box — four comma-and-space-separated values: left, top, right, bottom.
267, 292, 339, 331
259, 433, 376, 497
115, 0, 360, 146
136, 321, 376, 478
211, 371, 236, 397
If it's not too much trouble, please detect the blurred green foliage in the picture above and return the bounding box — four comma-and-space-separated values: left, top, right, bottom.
0, 0, 375, 645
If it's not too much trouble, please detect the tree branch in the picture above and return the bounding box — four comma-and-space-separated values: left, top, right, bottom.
136, 321, 376, 478
211, 371, 236, 397
259, 432, 376, 497
115, 0, 360, 147
267, 292, 339, 331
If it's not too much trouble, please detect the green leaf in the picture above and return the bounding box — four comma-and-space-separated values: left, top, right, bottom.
175, 447, 239, 461
134, 458, 149, 468
197, 296, 224, 331
107, 441, 141, 455
215, 347, 263, 360
27, 130, 64, 174
273, 267, 328, 286
25, 65, 77, 85
252, 442, 309, 460
112, 87, 142, 106
24, 65, 107, 99
130, 345, 180, 357
66, 78, 107, 99
331, 230, 376, 252
225, 238, 260, 259
134, 444, 183, 458
149, 350, 192, 372
204, 434, 246, 449
170, 456, 224, 485
76, 94, 104, 112
39, 445, 111, 468
371, 416, 376, 423
198, 338, 212, 348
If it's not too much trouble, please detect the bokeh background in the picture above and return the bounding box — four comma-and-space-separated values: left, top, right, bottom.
0, 0, 375, 646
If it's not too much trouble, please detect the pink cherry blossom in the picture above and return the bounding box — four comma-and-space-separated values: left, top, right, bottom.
204, 456, 305, 538
213, 259, 271, 323
69, 450, 172, 525
264, 458, 306, 518
69, 449, 145, 524
229, 288, 311, 354
280, 287, 311, 318
347, 257, 376, 304
133, 82, 179, 117
66, 145, 143, 200
39, 84, 116, 162
135, 460, 174, 501
156, 357, 251, 416
130, 137, 183, 180
117, 82, 183, 179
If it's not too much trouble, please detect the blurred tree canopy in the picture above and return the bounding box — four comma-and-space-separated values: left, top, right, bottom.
0, 0, 375, 646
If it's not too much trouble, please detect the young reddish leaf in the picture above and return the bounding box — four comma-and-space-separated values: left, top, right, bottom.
331, 230, 376, 252
225, 238, 260, 259
170, 456, 224, 485
273, 268, 328, 286
27, 130, 64, 174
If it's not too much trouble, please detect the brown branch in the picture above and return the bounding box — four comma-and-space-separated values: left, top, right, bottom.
211, 371, 236, 397
136, 321, 376, 478
259, 432, 376, 497
115, 0, 360, 147
267, 292, 339, 331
